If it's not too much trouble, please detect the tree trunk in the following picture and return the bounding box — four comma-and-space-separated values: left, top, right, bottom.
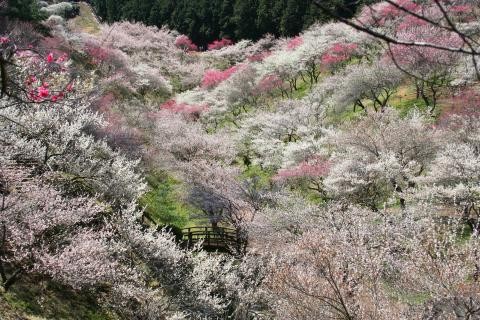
0, 58, 7, 99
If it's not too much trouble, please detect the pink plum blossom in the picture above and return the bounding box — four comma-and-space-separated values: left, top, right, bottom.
287, 36, 303, 50
208, 38, 233, 50
201, 65, 240, 88
175, 35, 198, 52
46, 52, 54, 63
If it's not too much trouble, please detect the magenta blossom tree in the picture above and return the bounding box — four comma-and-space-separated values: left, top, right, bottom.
201, 65, 241, 89
208, 38, 233, 50
321, 42, 358, 72
174, 35, 198, 52
1, 36, 75, 103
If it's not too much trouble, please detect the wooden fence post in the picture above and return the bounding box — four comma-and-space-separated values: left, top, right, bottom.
205, 227, 210, 247
187, 228, 192, 245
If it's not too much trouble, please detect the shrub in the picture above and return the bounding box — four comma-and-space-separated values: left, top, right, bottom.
201, 66, 240, 88
6, 0, 44, 21
45, 14, 64, 27
175, 35, 198, 52
207, 38, 233, 50
39, 2, 78, 19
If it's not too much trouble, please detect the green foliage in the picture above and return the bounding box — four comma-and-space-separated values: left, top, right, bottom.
232, 0, 258, 40
256, 0, 274, 35
6, 0, 44, 21
280, 0, 307, 35
69, 2, 101, 34
291, 77, 312, 100
241, 164, 275, 189
327, 83, 434, 124
140, 171, 193, 228
390, 84, 430, 116
91, 0, 360, 46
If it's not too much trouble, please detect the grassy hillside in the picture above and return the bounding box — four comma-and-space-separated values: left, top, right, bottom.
68, 2, 100, 34
1, 276, 114, 320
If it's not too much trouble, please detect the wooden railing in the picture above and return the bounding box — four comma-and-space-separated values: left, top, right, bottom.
181, 226, 241, 253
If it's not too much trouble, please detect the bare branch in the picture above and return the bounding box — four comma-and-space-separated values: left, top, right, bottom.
313, 0, 478, 56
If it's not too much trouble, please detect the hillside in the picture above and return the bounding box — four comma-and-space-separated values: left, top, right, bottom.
1, 0, 480, 319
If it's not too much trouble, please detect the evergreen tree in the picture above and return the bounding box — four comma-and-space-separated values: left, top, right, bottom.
337, 0, 359, 17
7, 0, 42, 21
148, 0, 162, 26
185, 1, 202, 45
303, 1, 327, 29
219, 0, 236, 39
149, 0, 175, 27
271, 0, 286, 36
280, 0, 308, 36
170, 0, 189, 36
136, 0, 154, 21
122, 0, 140, 21
91, 0, 363, 44
198, 0, 222, 45
232, 0, 259, 40
256, 0, 275, 35
105, 0, 123, 22
91, 0, 107, 19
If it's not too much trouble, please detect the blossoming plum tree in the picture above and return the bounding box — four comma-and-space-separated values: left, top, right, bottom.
0, 160, 124, 292
323, 109, 435, 210
263, 202, 480, 319
175, 35, 198, 52
313, 61, 404, 113
389, 25, 462, 113
207, 38, 233, 50
0, 26, 269, 318
201, 65, 241, 89
273, 157, 331, 197
240, 99, 326, 169
1, 36, 75, 103
419, 107, 480, 229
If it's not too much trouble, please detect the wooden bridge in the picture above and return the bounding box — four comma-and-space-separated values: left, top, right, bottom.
181, 226, 245, 254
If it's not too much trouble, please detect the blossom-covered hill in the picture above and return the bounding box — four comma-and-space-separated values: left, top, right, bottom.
1, 0, 480, 318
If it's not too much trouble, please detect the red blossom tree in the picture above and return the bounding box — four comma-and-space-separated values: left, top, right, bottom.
174, 35, 198, 52
160, 99, 208, 119
21, 52, 73, 102
85, 42, 111, 65
438, 88, 480, 127
321, 42, 358, 71
396, 15, 428, 31
256, 74, 288, 97
207, 38, 233, 50
201, 65, 241, 88
314, 0, 480, 81
274, 158, 331, 196
1, 36, 76, 103
247, 51, 271, 62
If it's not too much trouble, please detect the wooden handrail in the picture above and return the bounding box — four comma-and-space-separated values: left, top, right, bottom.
181, 226, 244, 254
